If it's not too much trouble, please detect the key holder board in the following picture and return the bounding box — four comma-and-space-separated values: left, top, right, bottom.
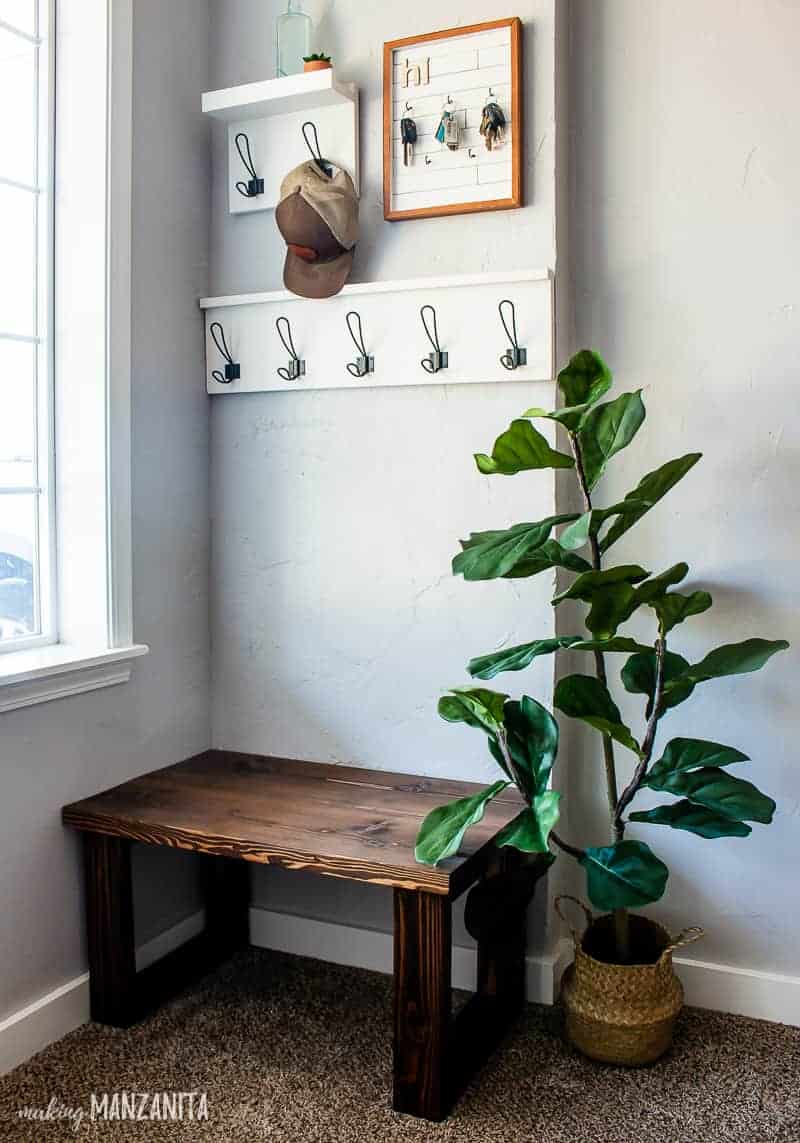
383, 18, 522, 221
200, 271, 552, 396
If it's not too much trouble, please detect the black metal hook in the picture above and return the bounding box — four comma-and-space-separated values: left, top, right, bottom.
301, 120, 332, 177
234, 132, 264, 198
498, 299, 527, 370
209, 321, 240, 384
345, 311, 374, 378
275, 316, 305, 381
419, 304, 448, 374
405, 100, 413, 111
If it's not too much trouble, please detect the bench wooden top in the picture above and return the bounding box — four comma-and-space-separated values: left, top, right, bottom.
62, 750, 523, 895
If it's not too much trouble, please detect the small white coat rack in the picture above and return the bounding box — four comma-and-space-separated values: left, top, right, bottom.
202, 70, 359, 215
200, 270, 553, 395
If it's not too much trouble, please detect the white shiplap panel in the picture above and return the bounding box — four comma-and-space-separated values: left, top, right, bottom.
389, 25, 515, 214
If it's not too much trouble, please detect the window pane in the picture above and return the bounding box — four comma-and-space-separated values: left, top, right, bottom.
0, 1, 35, 35
0, 491, 38, 640
0, 27, 36, 185
0, 183, 35, 336
0, 340, 35, 487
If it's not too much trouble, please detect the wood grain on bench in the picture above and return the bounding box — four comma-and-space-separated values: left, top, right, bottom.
62, 750, 523, 896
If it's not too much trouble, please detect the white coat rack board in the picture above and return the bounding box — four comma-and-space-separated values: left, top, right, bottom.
200, 271, 552, 396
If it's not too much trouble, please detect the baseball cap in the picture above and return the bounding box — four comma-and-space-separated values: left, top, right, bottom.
275, 160, 359, 299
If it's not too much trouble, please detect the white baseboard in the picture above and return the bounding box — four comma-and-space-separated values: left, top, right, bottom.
249, 906, 568, 1005
0, 909, 206, 1076
674, 954, 800, 1026
4, 906, 799, 1077
0, 973, 90, 1076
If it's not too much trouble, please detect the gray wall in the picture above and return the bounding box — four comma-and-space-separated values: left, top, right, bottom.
567, 0, 800, 975
207, 0, 563, 947
0, 0, 211, 1019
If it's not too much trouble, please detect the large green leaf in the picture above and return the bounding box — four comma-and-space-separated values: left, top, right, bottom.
601, 453, 702, 553
634, 562, 689, 603
651, 590, 713, 634
554, 674, 641, 755
501, 540, 593, 579
621, 649, 695, 716
522, 404, 588, 433
453, 516, 578, 581
438, 687, 508, 735
553, 565, 650, 602
468, 637, 581, 680
559, 500, 651, 552
555, 349, 613, 409
570, 636, 654, 654
675, 638, 790, 688
580, 840, 669, 910
646, 737, 748, 785
492, 696, 559, 799
645, 766, 776, 824
496, 792, 561, 853
629, 801, 751, 839
578, 391, 646, 490
415, 781, 511, 865
468, 635, 651, 680
553, 565, 650, 640
475, 419, 574, 476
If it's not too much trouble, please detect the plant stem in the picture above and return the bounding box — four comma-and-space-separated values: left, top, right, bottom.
550, 830, 585, 860
615, 635, 667, 828
568, 432, 620, 830
569, 430, 629, 959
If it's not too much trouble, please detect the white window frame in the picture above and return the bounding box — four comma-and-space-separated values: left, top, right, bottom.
0, 0, 56, 655
0, 0, 148, 713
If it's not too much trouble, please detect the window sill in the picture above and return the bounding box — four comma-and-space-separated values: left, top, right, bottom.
0, 643, 149, 714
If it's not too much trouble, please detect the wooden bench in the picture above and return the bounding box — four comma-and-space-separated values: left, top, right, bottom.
62, 750, 548, 1122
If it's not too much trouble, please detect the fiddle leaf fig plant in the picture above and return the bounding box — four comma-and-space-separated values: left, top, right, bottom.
414, 349, 789, 961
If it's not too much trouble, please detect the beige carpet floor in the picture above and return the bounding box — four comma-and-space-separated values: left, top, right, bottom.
1, 947, 799, 1142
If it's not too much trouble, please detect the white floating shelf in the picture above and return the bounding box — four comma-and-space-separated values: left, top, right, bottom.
203, 70, 359, 215
201, 270, 553, 396
202, 69, 357, 122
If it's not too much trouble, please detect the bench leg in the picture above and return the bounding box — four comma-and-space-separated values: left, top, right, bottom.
476, 846, 526, 1014
84, 833, 137, 1027
392, 888, 452, 1121
202, 853, 250, 958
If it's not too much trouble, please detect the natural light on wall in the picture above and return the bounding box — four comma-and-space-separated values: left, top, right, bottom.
0, 0, 54, 651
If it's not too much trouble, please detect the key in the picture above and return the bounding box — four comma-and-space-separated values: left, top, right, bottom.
400, 117, 417, 166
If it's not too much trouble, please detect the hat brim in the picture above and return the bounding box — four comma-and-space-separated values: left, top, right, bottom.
283, 248, 354, 299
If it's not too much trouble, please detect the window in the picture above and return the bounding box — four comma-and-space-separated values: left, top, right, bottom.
0, 0, 54, 652
0, 0, 147, 712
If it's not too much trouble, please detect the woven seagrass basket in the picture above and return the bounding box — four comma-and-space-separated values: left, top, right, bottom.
555, 896, 703, 1066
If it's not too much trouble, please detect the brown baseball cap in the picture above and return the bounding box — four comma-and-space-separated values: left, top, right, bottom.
275, 160, 359, 299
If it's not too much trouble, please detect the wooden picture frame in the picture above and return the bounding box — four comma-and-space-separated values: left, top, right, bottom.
383, 17, 522, 222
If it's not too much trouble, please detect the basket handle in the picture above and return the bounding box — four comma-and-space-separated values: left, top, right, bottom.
660, 925, 705, 960
554, 895, 593, 943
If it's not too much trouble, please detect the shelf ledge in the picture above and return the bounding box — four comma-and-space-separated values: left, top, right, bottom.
202, 70, 357, 123
200, 269, 552, 311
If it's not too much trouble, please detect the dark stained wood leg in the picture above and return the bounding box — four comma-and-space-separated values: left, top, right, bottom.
476, 846, 526, 1013
84, 833, 137, 1027
393, 888, 452, 1122
202, 853, 250, 958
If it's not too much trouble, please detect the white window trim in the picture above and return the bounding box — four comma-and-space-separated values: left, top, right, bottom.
0, 0, 148, 713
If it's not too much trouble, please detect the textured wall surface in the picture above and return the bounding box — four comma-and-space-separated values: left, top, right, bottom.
567, 0, 800, 975
207, 0, 562, 944
0, 0, 211, 1019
